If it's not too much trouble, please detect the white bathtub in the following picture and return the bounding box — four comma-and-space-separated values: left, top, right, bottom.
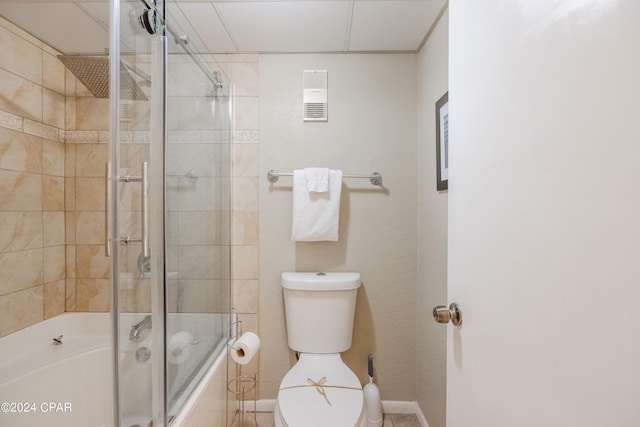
0, 313, 230, 427
0, 313, 113, 427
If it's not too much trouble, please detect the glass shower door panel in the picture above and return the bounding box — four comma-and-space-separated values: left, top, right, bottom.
113, 1, 162, 426
163, 21, 232, 418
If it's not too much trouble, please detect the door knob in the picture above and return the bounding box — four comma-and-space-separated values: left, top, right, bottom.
432, 303, 462, 326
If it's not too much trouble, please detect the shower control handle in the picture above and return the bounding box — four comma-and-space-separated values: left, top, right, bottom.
433, 303, 462, 326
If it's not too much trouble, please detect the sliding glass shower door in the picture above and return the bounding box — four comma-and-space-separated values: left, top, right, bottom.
110, 1, 231, 426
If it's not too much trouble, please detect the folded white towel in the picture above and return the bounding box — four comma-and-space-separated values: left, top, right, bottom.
291, 169, 343, 241
305, 167, 330, 193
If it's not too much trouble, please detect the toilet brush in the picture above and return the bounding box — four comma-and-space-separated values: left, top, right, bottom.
363, 354, 384, 427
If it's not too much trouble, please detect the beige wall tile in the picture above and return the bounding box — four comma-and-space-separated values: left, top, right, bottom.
65, 69, 76, 97
177, 280, 226, 313
44, 244, 65, 283
65, 177, 76, 211
76, 244, 110, 279
65, 211, 76, 244
75, 144, 109, 177
232, 144, 259, 177
0, 68, 42, 122
65, 96, 77, 130
43, 211, 65, 246
44, 279, 65, 319
0, 286, 44, 337
0, 170, 42, 211
43, 88, 65, 129
220, 62, 259, 97
0, 24, 43, 84
232, 246, 259, 280
178, 245, 229, 280
119, 278, 151, 313
177, 144, 222, 178
43, 139, 65, 176
65, 278, 76, 311
66, 245, 76, 278
0, 248, 43, 295
65, 144, 76, 177
42, 175, 64, 210
232, 177, 259, 212
178, 211, 227, 245
177, 177, 228, 211
75, 211, 105, 245
0, 211, 42, 252
75, 177, 105, 210
233, 97, 259, 130
233, 279, 258, 314
43, 53, 66, 94
232, 212, 258, 245
75, 97, 109, 131
0, 127, 42, 173
75, 278, 110, 312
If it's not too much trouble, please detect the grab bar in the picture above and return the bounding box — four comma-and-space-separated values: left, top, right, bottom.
267, 169, 383, 186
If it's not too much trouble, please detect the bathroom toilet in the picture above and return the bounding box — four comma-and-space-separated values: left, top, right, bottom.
275, 272, 366, 427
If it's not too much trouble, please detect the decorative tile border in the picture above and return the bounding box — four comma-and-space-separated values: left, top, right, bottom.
0, 110, 23, 132
233, 131, 259, 143
0, 110, 65, 142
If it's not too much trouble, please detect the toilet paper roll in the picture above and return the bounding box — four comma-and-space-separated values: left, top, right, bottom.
168, 331, 193, 365
231, 332, 261, 365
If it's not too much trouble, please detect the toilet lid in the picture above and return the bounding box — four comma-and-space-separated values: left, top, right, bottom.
278, 354, 363, 427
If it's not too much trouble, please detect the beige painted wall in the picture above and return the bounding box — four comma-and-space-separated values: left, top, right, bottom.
416, 9, 448, 427
259, 53, 417, 400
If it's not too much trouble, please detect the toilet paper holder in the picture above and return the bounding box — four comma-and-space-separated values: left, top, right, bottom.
227, 320, 257, 426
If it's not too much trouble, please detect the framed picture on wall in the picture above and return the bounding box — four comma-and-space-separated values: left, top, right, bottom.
436, 91, 449, 191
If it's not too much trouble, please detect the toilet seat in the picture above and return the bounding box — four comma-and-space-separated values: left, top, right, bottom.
276, 353, 364, 427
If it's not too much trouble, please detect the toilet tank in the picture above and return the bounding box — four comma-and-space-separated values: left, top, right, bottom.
281, 272, 361, 353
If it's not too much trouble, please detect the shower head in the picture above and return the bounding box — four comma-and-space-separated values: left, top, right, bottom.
58, 55, 149, 101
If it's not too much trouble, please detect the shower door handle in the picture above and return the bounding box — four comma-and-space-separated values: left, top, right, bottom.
105, 162, 112, 257
141, 161, 150, 258
110, 162, 150, 258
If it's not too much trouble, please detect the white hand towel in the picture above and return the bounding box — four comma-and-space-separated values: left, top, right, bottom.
291, 169, 343, 241
305, 167, 330, 193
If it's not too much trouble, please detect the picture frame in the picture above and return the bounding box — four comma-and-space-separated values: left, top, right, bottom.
435, 91, 449, 191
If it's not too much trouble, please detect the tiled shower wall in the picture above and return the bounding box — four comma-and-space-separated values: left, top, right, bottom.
0, 16, 262, 376
0, 16, 68, 336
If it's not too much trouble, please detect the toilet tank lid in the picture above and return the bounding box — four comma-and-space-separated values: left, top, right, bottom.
281, 272, 361, 291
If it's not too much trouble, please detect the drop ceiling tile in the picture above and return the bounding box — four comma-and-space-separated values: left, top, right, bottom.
349, 0, 443, 51
216, 1, 350, 52
175, 2, 237, 53
0, 2, 109, 54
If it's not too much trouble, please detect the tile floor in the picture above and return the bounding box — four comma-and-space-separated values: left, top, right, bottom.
233, 412, 421, 427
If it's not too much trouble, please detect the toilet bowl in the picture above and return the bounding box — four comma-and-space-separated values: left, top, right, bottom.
275, 354, 366, 427
276, 272, 366, 427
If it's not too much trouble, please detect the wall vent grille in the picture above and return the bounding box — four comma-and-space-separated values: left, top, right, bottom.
303, 70, 328, 122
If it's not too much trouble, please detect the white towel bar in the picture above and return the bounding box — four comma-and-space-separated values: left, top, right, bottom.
267, 170, 382, 186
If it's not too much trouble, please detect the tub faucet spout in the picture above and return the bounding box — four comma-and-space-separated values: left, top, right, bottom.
129, 315, 152, 341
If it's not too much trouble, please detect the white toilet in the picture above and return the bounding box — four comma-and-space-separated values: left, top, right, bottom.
275, 272, 367, 427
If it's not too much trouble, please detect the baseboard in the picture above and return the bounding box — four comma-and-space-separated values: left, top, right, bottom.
254, 399, 429, 426
414, 402, 430, 427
